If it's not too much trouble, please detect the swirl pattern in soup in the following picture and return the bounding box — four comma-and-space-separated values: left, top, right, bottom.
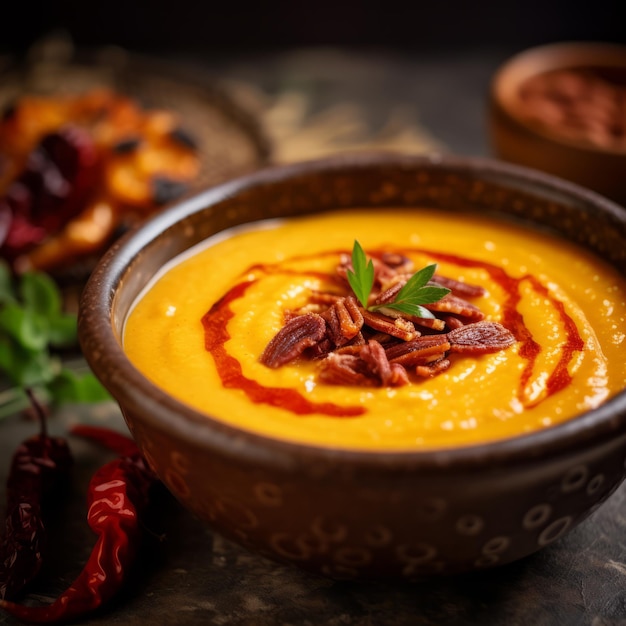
124, 209, 626, 450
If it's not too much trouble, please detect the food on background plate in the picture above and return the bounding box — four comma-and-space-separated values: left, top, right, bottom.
123, 209, 626, 450
0, 89, 199, 273
518, 68, 626, 151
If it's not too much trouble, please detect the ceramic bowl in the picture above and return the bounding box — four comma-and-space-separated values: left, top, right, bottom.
79, 153, 626, 578
489, 42, 626, 206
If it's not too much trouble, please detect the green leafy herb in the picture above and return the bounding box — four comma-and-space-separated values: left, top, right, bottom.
346, 240, 375, 309
346, 240, 451, 319
0, 262, 110, 419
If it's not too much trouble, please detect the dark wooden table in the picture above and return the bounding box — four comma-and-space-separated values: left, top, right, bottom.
2, 47, 626, 626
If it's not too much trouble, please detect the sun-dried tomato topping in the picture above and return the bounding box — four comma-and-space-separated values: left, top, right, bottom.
309, 290, 344, 305
259, 249, 517, 387
386, 335, 451, 367
447, 321, 516, 354
360, 340, 394, 386
441, 315, 465, 330
405, 315, 447, 332
360, 309, 419, 341
431, 274, 486, 298
259, 313, 326, 368
322, 296, 364, 347
415, 358, 452, 378
389, 362, 411, 386
319, 340, 410, 387
318, 353, 377, 386
380, 252, 414, 272
374, 282, 403, 306
424, 293, 485, 320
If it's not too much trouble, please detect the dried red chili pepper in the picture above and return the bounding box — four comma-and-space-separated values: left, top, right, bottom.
0, 426, 157, 624
0, 389, 72, 601
69, 424, 141, 458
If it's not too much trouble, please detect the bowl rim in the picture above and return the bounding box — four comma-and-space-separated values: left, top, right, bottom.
491, 41, 626, 157
79, 151, 626, 472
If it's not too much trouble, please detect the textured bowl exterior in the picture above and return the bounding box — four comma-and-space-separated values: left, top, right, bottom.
79, 153, 626, 578
489, 42, 626, 207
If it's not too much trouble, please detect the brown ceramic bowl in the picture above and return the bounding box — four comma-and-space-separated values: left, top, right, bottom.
489, 42, 626, 206
79, 153, 626, 578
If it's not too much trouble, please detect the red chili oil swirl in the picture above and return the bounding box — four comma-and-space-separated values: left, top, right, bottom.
202, 280, 364, 417
424, 249, 585, 402
202, 248, 585, 417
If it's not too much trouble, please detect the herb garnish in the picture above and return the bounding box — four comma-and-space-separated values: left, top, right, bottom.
346, 240, 451, 319
0, 262, 110, 418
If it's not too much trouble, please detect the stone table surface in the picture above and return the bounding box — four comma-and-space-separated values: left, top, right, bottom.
2, 47, 626, 626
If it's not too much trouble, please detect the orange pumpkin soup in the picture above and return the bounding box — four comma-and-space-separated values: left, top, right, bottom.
123, 209, 626, 450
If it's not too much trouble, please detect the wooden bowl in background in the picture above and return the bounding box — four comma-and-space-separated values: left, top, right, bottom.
489, 42, 626, 206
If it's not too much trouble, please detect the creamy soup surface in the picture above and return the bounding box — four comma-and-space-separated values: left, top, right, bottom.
123, 209, 626, 450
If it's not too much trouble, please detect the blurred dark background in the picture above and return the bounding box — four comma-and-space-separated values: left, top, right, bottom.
3, 0, 625, 57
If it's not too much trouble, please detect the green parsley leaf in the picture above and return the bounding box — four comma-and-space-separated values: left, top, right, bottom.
377, 264, 450, 318
346, 242, 451, 318
0, 262, 16, 306
47, 369, 112, 404
346, 240, 375, 309
0, 304, 49, 351
47, 313, 79, 348
0, 261, 110, 417
20, 271, 62, 317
